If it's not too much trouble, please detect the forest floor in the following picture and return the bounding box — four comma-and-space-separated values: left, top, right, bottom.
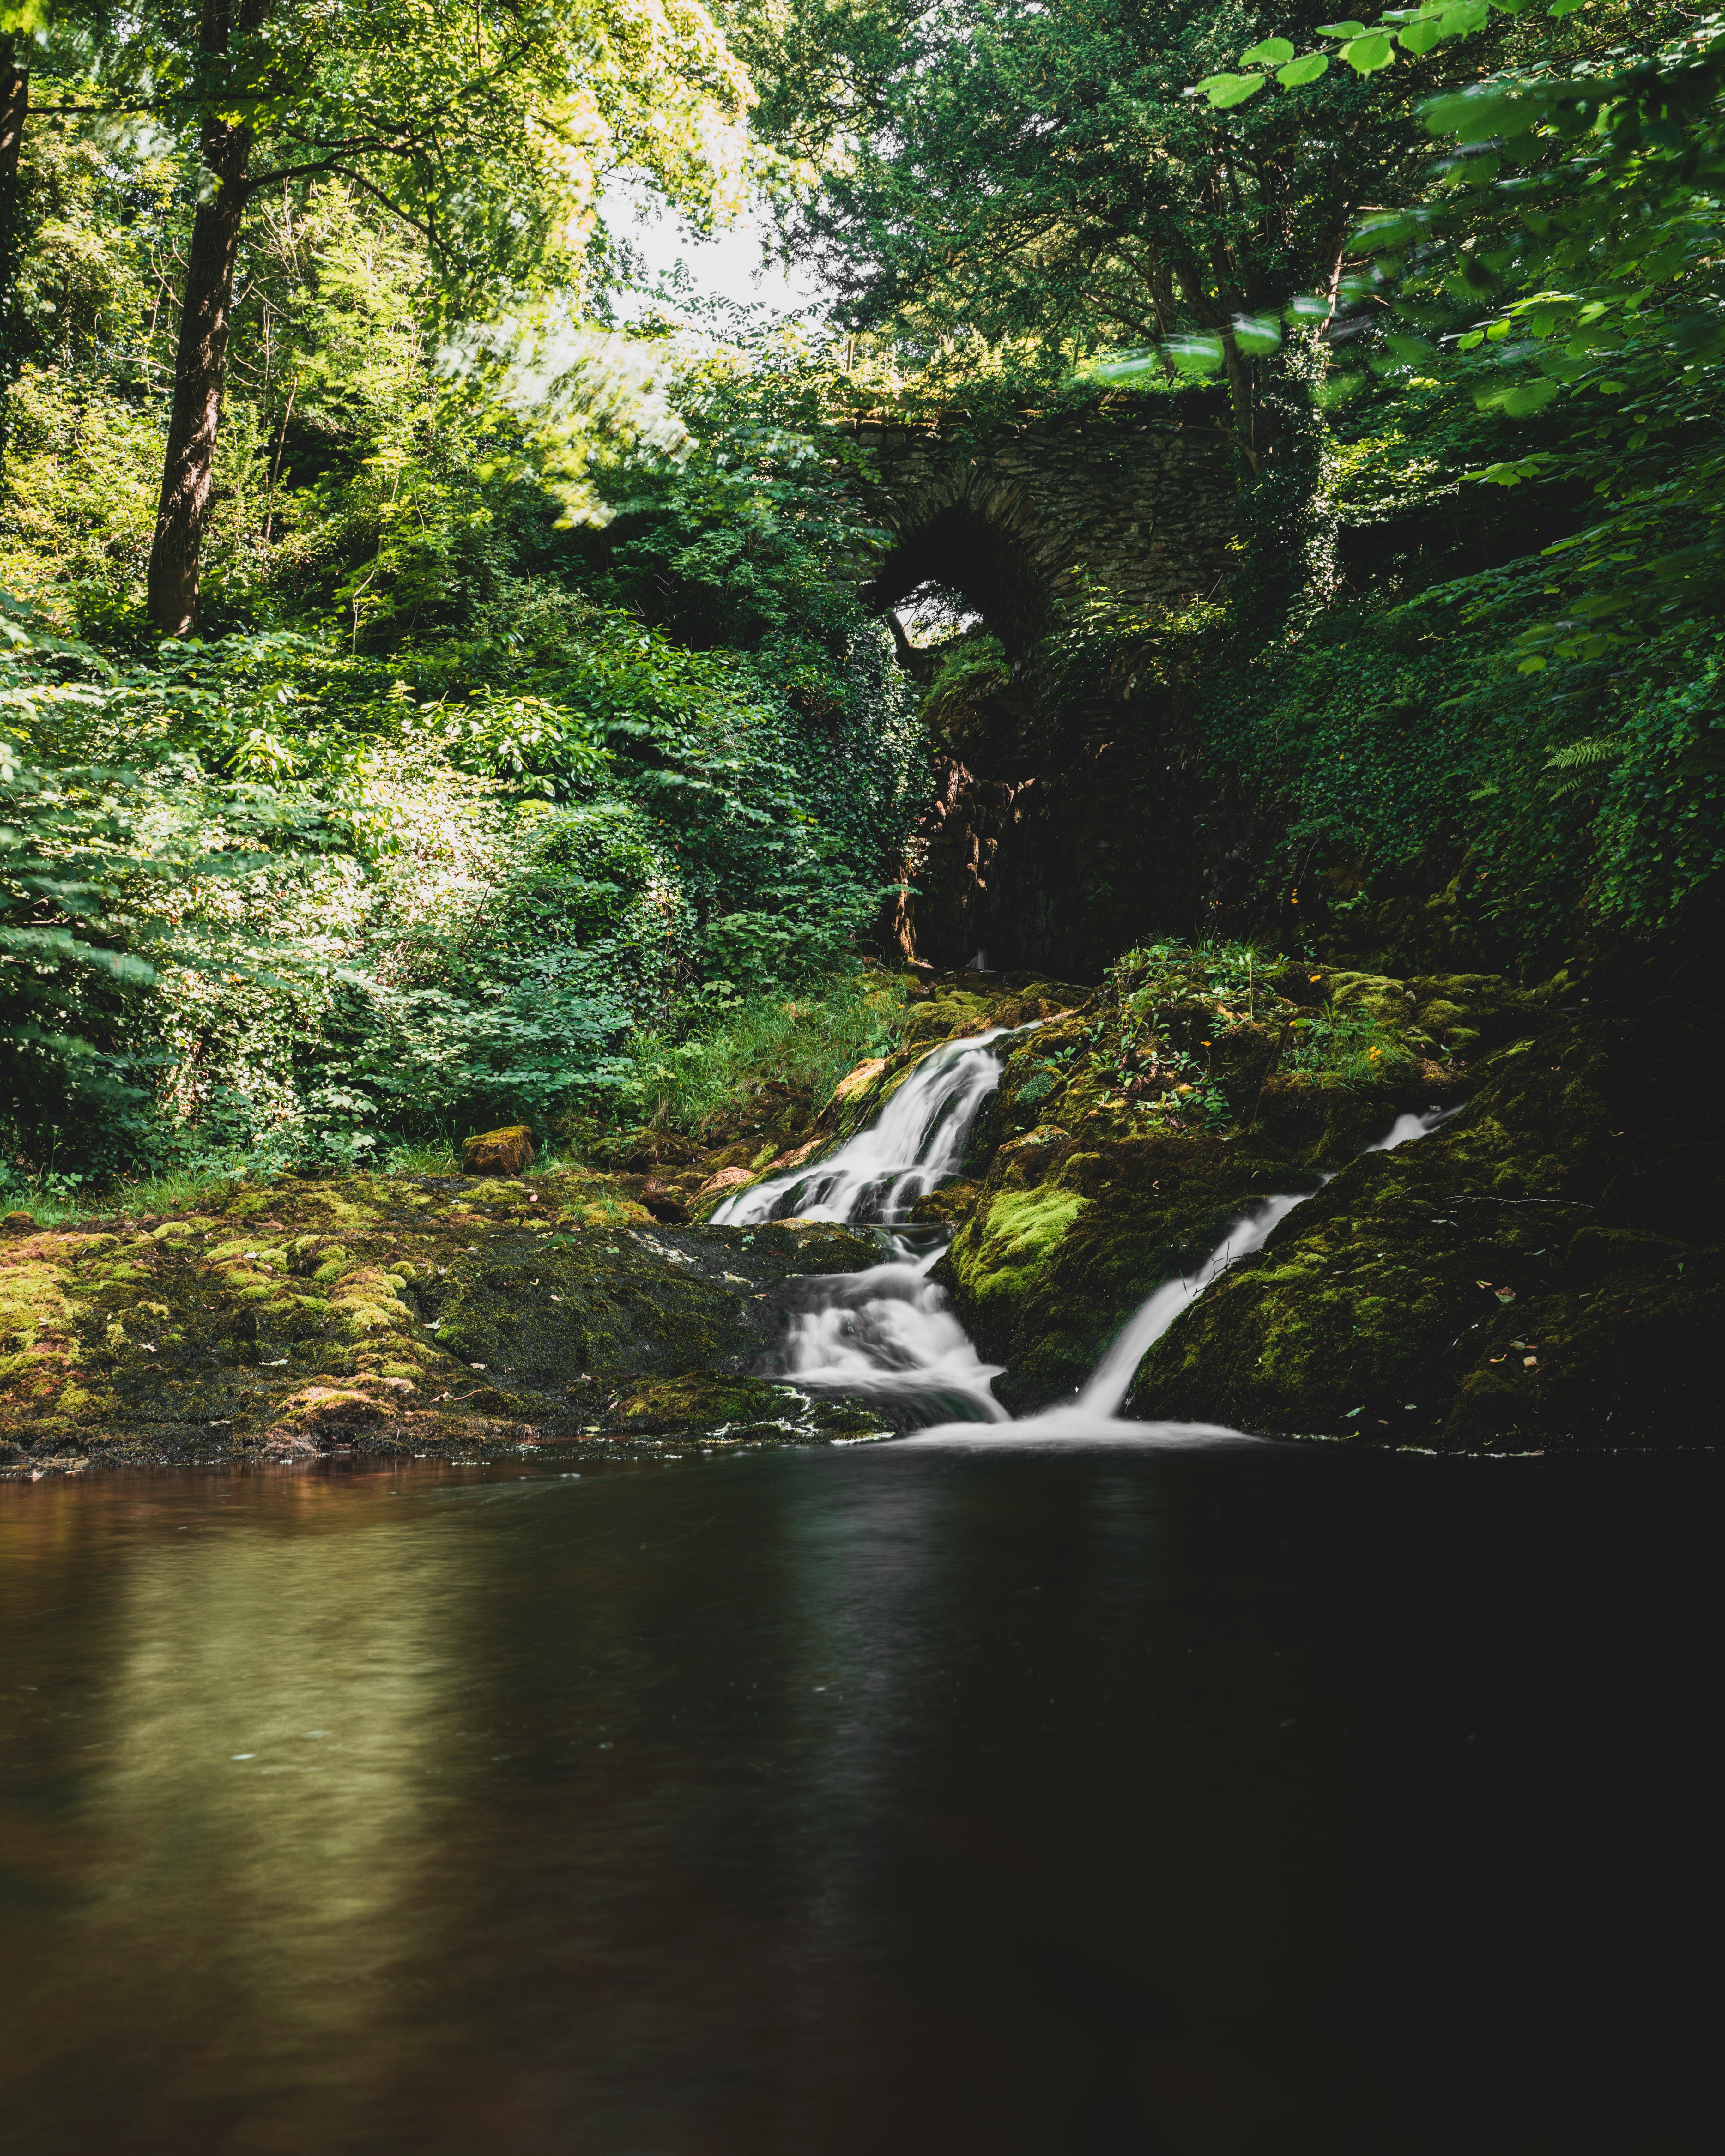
4, 956, 1717, 1473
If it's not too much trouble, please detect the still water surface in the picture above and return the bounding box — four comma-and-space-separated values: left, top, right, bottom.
2, 1443, 1719, 2156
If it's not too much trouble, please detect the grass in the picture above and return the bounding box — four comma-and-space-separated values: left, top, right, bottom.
617, 969, 911, 1134
1281, 1005, 1419, 1085
0, 1159, 254, 1227
379, 1139, 465, 1176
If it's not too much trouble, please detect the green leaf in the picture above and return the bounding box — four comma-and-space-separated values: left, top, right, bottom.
1278, 51, 1331, 83
1398, 18, 1444, 52
1423, 83, 1536, 138
1232, 312, 1284, 356
1198, 70, 1269, 107
1343, 32, 1396, 69
1239, 35, 1296, 63
1476, 375, 1561, 414
1317, 19, 1367, 33
1481, 455, 1549, 483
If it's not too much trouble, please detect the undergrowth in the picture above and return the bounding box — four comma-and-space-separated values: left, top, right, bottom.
1281, 1004, 1419, 1086
615, 971, 909, 1134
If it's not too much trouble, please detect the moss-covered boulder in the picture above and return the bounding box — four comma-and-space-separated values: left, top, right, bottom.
944, 1123, 1319, 1409
462, 1124, 535, 1176
936, 943, 1494, 1410
1125, 1002, 1722, 1449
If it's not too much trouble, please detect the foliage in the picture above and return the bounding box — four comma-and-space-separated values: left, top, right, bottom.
1193, 566, 1725, 954
923, 634, 1011, 734
0, 134, 930, 1187
750, 0, 1474, 471
1280, 1002, 1419, 1084
26, 0, 759, 321
1183, 0, 1725, 653
614, 968, 908, 1133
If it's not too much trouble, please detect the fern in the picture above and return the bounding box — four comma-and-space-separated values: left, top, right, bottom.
1543, 733, 1626, 798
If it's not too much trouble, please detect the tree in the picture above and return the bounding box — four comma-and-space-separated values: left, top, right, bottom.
28, 0, 758, 633
746, 0, 1484, 469
1192, 0, 1725, 665
0, 14, 35, 460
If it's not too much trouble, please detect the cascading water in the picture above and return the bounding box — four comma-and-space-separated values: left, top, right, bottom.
718, 1028, 1457, 1442
1002, 1101, 1459, 1442
711, 1029, 1019, 1229
714, 1030, 1020, 1423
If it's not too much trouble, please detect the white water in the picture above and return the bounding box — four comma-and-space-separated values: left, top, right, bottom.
734, 1029, 1457, 1443
712, 1028, 1020, 1228
774, 1251, 1010, 1424
720, 1030, 1020, 1422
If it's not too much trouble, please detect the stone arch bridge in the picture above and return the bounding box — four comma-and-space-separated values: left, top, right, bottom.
832, 400, 1244, 979
840, 399, 1238, 656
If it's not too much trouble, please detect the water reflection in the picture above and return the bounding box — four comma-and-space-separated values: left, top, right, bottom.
1, 1450, 1720, 2156
0, 1471, 484, 2147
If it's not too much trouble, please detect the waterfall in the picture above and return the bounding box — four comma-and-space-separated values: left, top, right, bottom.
715, 1030, 1017, 1422
711, 1028, 1020, 1228
1014, 1100, 1462, 1435
728, 1028, 1456, 1440
1057, 1192, 1312, 1423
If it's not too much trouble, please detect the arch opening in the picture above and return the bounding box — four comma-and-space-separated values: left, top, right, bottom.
866, 502, 1050, 662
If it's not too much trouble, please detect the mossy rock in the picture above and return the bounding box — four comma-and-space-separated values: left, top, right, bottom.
605, 1372, 804, 1435
1123, 1009, 1722, 1449
939, 950, 1479, 1411
944, 1123, 1320, 1410
0, 1171, 887, 1468
909, 1178, 982, 1228
601, 1370, 891, 1441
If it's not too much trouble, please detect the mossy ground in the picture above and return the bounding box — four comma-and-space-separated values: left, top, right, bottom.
1, 975, 1064, 1474
0, 1164, 905, 1471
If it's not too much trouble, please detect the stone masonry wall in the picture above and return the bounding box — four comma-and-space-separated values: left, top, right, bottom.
844, 400, 1238, 646
839, 398, 1242, 976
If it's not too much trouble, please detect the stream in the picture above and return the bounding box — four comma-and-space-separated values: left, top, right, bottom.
2, 1040, 1718, 2152
715, 1030, 1449, 1440
1, 1445, 1718, 2153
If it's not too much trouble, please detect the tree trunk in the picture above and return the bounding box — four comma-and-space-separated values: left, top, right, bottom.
147, 112, 253, 635
0, 46, 25, 235
0, 40, 28, 467
147, 0, 272, 635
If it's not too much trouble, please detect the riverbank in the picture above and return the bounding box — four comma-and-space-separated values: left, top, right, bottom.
3, 948, 1716, 1472
0, 974, 1077, 1474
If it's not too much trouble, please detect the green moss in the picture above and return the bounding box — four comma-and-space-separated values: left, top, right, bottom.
608, 1372, 803, 1434
952, 1185, 1087, 1310
1116, 1004, 1722, 1449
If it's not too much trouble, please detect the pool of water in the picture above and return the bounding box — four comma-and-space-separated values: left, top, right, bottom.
2, 1441, 1720, 2155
